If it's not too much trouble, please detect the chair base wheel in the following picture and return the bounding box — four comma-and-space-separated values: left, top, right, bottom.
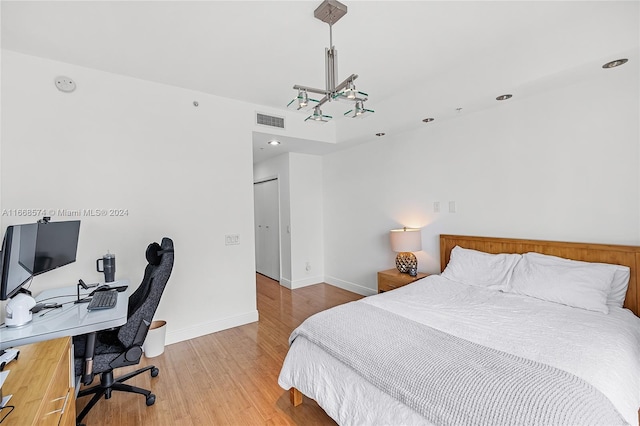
146, 394, 156, 406
151, 367, 159, 377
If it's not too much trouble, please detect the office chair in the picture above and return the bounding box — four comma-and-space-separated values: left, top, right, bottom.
73, 237, 174, 424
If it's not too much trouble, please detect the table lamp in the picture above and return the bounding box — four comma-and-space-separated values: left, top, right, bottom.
389, 227, 422, 273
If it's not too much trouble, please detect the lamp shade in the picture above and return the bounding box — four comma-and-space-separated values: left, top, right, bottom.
389, 228, 422, 253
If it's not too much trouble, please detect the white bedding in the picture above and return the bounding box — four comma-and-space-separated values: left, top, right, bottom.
278, 275, 640, 425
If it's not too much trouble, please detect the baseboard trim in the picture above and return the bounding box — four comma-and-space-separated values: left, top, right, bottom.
324, 275, 377, 296
279, 277, 292, 289
290, 275, 324, 289
278, 276, 324, 289
164, 310, 259, 345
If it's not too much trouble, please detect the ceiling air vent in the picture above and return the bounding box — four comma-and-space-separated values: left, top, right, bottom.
256, 113, 285, 129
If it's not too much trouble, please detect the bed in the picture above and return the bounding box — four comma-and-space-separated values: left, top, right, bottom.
278, 235, 640, 425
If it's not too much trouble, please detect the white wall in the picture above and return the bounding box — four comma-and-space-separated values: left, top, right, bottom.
253, 152, 324, 289
1, 50, 259, 343
324, 62, 640, 295
289, 153, 324, 287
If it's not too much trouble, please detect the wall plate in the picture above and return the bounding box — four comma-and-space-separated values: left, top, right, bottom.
55, 76, 76, 93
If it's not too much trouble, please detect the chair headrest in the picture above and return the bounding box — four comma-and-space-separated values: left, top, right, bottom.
146, 242, 174, 266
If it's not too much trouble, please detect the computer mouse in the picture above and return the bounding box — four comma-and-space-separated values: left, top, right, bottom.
91, 284, 127, 296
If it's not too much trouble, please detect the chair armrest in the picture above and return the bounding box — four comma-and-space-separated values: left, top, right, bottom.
133, 319, 151, 347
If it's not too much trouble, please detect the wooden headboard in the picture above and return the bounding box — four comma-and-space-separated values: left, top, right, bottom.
440, 234, 640, 317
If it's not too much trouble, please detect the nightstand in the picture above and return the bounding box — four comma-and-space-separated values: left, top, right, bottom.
377, 268, 428, 293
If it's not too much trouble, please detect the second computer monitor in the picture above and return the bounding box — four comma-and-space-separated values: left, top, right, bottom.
32, 220, 81, 276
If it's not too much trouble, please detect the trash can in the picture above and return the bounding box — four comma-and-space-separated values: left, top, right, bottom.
143, 320, 167, 358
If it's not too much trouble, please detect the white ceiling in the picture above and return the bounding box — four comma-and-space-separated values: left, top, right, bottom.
2, 1, 638, 163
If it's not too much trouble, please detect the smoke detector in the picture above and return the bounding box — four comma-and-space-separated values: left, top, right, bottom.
55, 76, 76, 93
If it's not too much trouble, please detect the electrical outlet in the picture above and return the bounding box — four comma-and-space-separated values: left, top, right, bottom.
225, 234, 240, 245
433, 201, 440, 213
449, 201, 456, 213
305, 262, 311, 272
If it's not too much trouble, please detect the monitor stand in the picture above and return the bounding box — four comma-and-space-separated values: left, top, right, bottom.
16, 287, 32, 297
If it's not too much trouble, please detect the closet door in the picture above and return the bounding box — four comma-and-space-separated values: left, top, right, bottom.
254, 179, 280, 281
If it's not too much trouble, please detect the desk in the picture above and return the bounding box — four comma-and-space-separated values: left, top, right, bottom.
0, 279, 129, 351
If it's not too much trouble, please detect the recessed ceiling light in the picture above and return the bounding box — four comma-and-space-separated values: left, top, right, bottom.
602, 58, 628, 69
422, 118, 435, 123
496, 94, 512, 101
267, 140, 281, 146
375, 132, 386, 137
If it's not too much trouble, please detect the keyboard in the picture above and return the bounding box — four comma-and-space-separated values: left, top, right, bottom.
87, 290, 118, 311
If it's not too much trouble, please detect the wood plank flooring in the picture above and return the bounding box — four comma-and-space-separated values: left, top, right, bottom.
79, 274, 363, 425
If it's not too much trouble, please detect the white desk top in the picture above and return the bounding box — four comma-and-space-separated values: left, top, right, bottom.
0, 279, 129, 350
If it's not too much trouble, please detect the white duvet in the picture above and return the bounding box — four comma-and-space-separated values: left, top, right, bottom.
278, 275, 640, 425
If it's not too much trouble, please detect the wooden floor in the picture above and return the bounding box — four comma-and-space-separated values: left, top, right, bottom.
79, 274, 363, 425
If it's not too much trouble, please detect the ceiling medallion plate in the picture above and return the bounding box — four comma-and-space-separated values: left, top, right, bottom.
314, 0, 348, 25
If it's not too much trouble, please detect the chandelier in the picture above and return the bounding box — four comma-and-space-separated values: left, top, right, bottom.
287, 0, 374, 123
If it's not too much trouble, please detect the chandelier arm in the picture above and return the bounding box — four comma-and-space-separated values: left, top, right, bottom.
292, 85, 329, 96
316, 94, 332, 108
333, 74, 359, 93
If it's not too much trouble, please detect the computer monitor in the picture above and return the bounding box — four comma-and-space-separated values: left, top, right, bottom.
0, 223, 38, 301
0, 220, 81, 301
32, 220, 81, 276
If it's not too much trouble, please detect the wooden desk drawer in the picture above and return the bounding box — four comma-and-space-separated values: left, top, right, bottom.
2, 337, 75, 426
37, 343, 73, 425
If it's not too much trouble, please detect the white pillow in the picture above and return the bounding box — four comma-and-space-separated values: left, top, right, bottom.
523, 252, 630, 308
509, 252, 618, 314
608, 267, 631, 307
441, 246, 522, 291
